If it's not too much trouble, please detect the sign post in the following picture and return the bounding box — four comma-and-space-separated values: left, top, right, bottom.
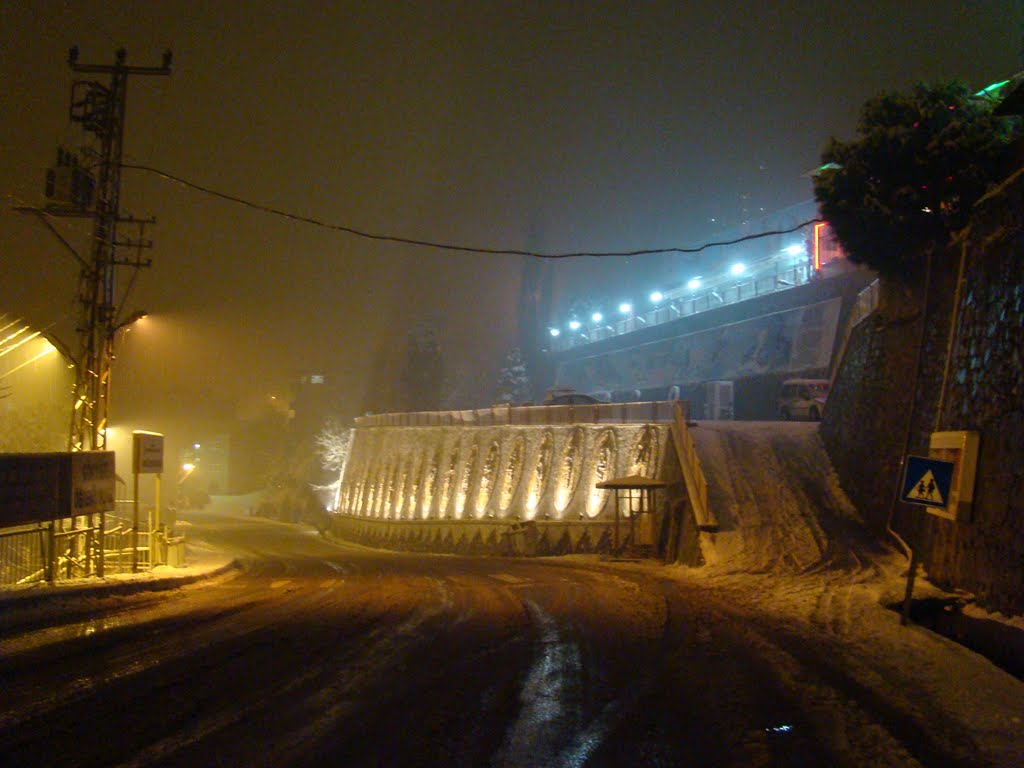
132, 431, 164, 571
898, 455, 956, 625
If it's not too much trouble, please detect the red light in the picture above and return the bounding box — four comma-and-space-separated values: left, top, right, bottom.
813, 222, 827, 271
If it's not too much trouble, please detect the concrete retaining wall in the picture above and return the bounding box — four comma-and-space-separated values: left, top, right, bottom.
331, 421, 684, 556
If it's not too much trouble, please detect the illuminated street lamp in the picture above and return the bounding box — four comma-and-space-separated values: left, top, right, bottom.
568, 319, 582, 331
687, 277, 702, 291
549, 327, 561, 337
649, 291, 663, 303
591, 311, 603, 324
730, 263, 746, 276
114, 309, 148, 333
618, 302, 632, 315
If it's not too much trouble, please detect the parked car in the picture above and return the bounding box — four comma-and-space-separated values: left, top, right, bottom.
546, 393, 608, 405
778, 378, 829, 421
543, 388, 608, 405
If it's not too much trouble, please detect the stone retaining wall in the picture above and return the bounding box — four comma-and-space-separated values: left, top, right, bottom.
821, 167, 1024, 615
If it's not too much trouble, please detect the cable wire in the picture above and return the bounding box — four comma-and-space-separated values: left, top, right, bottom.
121, 163, 822, 259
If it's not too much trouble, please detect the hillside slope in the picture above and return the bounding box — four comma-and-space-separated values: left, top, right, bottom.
690, 421, 890, 573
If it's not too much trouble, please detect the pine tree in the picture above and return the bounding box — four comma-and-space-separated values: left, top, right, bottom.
814, 81, 1019, 277
496, 348, 531, 404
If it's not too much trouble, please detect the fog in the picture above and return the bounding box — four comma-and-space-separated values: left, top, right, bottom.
1, 2, 1017, 450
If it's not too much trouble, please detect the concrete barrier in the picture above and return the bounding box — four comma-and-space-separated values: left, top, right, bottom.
331, 419, 682, 556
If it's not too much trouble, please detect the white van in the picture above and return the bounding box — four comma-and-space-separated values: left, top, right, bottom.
778, 379, 829, 421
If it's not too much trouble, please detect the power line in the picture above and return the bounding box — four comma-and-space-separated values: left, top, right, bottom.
122, 163, 822, 259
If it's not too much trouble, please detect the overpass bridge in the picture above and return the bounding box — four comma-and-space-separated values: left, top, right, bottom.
550, 265, 877, 420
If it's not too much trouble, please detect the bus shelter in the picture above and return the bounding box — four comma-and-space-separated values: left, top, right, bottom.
596, 475, 668, 556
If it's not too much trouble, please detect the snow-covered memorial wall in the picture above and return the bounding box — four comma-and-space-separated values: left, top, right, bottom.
330, 403, 686, 556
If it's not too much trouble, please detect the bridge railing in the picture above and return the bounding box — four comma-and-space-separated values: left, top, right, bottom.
671, 401, 716, 531
552, 260, 814, 352
355, 400, 688, 428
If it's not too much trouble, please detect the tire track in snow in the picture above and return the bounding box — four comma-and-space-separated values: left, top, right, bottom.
492, 599, 596, 768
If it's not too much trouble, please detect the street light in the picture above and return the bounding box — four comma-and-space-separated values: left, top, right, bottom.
591, 311, 603, 324
730, 263, 746, 276
113, 309, 148, 334
649, 291, 663, 303
568, 320, 581, 331
618, 302, 632, 315
687, 277, 702, 291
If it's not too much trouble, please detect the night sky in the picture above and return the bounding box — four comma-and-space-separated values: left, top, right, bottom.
1, 2, 1019, 441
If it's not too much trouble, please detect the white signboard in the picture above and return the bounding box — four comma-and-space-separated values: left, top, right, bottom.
70, 451, 116, 517
133, 431, 165, 475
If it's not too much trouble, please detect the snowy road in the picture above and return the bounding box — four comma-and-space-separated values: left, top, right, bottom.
1, 503, 1021, 767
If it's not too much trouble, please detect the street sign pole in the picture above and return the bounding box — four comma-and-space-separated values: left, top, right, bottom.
132, 468, 140, 573
132, 431, 165, 569
898, 455, 955, 625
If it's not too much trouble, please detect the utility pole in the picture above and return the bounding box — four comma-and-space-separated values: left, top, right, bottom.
23, 47, 171, 451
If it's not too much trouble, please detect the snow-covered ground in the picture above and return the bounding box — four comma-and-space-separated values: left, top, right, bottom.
667, 420, 1024, 765
2, 438, 1022, 765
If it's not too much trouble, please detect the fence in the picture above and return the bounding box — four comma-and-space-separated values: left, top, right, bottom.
355, 400, 688, 429
829, 278, 880, 385
0, 509, 152, 587
671, 401, 715, 530
553, 260, 815, 352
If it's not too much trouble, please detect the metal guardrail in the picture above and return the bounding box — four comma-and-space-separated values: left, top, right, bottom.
829, 278, 880, 385
671, 401, 716, 531
852, 278, 880, 327
355, 400, 687, 428
553, 261, 815, 352
0, 525, 49, 585
0, 516, 152, 587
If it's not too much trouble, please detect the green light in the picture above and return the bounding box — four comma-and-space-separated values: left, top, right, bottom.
975, 79, 1010, 98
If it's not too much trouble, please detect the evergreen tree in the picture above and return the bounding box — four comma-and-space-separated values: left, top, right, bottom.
496, 348, 531, 404
399, 325, 444, 412
814, 81, 1019, 276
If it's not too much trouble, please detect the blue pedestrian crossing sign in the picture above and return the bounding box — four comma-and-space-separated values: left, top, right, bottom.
901, 455, 955, 510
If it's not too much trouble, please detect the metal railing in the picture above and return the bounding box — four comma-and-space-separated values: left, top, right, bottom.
0, 524, 49, 585
356, 400, 688, 428
553, 260, 815, 352
851, 278, 880, 327
671, 401, 715, 531
828, 278, 880, 385
0, 514, 152, 587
